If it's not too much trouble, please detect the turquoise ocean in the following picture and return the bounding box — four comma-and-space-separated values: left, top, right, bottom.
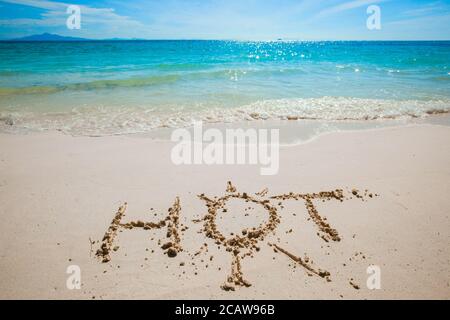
0, 40, 449, 136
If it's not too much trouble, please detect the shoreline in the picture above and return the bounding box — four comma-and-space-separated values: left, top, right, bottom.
1, 113, 450, 145
1, 96, 450, 138
0, 124, 449, 299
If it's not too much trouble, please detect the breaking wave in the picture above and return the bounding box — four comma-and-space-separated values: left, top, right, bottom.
1, 97, 449, 136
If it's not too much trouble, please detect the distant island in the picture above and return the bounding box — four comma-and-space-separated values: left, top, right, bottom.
2, 33, 152, 41
3, 33, 146, 41
6, 33, 90, 42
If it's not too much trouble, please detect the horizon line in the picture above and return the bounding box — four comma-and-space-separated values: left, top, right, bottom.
1, 33, 450, 42
2, 38, 450, 42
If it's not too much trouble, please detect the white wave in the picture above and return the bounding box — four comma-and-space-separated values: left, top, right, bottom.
1, 97, 449, 136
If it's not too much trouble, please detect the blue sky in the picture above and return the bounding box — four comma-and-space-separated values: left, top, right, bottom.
0, 0, 450, 40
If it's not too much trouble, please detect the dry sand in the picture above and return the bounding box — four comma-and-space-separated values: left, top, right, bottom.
0, 123, 449, 299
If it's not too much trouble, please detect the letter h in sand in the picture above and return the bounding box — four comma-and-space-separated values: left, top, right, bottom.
96, 198, 182, 263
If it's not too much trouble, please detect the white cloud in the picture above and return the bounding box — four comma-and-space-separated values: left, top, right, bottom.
0, 17, 64, 26
0, 0, 143, 29
3, 0, 63, 10
402, 1, 449, 17
387, 12, 450, 27
315, 0, 388, 18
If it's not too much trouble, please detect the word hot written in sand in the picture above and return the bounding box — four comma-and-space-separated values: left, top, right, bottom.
95, 182, 377, 291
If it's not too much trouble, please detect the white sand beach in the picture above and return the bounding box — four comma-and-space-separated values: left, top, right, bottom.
0, 123, 449, 299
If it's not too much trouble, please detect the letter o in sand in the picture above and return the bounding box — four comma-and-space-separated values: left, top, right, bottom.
198, 186, 280, 291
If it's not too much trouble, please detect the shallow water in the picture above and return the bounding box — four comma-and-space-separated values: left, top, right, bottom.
0, 40, 449, 135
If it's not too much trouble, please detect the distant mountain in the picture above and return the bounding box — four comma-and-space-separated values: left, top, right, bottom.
7, 33, 90, 42
3, 33, 149, 42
